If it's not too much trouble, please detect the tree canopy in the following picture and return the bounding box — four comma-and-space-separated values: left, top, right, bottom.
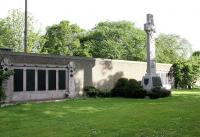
0, 9, 41, 52
155, 34, 193, 63
170, 59, 200, 89
80, 21, 146, 61
41, 20, 91, 57
192, 51, 200, 57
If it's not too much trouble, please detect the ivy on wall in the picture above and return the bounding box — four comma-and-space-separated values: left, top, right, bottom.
0, 69, 13, 102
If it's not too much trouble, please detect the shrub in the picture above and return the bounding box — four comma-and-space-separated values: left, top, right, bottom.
0, 69, 13, 103
0, 86, 5, 101
148, 87, 171, 99
98, 89, 112, 97
111, 78, 147, 98
160, 89, 171, 98
83, 86, 111, 98
111, 78, 129, 97
83, 86, 100, 97
132, 89, 147, 98
127, 79, 146, 98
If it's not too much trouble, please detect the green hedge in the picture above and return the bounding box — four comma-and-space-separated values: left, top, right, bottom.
84, 78, 171, 99
148, 87, 171, 99
83, 86, 111, 97
111, 78, 147, 98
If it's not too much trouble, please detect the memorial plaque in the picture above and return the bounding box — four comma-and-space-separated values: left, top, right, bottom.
48, 70, 56, 90
59, 70, 66, 90
26, 69, 35, 91
14, 69, 23, 92
38, 70, 46, 91
152, 77, 162, 87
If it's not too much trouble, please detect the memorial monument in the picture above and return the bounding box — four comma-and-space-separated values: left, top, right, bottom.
142, 14, 163, 91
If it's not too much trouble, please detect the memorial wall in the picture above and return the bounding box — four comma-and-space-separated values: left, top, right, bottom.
0, 51, 172, 102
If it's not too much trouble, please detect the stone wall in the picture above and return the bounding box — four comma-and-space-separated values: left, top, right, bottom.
73, 58, 171, 95
196, 78, 200, 87
0, 51, 172, 102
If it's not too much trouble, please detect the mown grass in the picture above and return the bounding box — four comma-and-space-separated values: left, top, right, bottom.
0, 89, 200, 137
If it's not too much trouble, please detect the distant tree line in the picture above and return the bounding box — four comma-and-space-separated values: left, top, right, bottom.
0, 9, 199, 88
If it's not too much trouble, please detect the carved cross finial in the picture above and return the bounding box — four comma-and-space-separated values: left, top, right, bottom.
144, 14, 155, 32
147, 14, 154, 25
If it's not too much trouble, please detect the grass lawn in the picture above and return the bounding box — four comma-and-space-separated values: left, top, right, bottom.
1, 89, 200, 137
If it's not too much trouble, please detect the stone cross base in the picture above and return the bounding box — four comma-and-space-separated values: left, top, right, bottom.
142, 73, 162, 92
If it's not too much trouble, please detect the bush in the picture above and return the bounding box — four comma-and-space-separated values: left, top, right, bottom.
0, 86, 6, 102
84, 86, 111, 98
132, 89, 147, 98
0, 69, 13, 103
148, 87, 171, 99
111, 78, 129, 97
111, 78, 147, 98
98, 89, 112, 97
83, 86, 100, 97
127, 79, 146, 98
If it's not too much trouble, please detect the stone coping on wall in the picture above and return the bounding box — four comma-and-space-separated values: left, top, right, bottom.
0, 51, 172, 66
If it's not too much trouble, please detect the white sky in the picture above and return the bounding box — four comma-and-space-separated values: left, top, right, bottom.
0, 0, 200, 51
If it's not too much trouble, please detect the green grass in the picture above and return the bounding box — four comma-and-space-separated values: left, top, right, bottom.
1, 89, 200, 137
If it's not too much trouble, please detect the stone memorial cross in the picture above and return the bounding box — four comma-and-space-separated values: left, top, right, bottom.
142, 14, 162, 91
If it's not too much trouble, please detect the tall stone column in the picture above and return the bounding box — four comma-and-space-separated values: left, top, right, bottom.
142, 14, 162, 91
145, 14, 156, 74
67, 62, 76, 98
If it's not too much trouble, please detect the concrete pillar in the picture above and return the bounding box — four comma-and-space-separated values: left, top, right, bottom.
35, 69, 38, 91
56, 70, 59, 90
46, 70, 48, 91
23, 68, 26, 91
68, 62, 76, 98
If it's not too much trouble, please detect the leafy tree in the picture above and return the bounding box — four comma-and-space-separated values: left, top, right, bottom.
192, 51, 200, 57
191, 51, 200, 84
41, 20, 91, 57
0, 19, 13, 48
156, 34, 193, 63
191, 51, 200, 64
0, 9, 41, 52
170, 60, 200, 89
80, 21, 146, 61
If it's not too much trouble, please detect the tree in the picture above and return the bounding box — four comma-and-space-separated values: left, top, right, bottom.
41, 20, 91, 57
0, 19, 13, 48
170, 60, 200, 89
191, 51, 200, 83
155, 34, 193, 63
0, 9, 41, 52
80, 21, 146, 61
192, 51, 200, 57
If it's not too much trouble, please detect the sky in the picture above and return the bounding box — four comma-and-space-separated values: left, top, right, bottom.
0, 0, 200, 51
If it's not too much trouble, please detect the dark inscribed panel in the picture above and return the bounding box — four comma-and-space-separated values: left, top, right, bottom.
48, 70, 56, 90
26, 69, 35, 91
38, 70, 46, 91
152, 76, 162, 87
14, 69, 23, 92
59, 70, 66, 90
